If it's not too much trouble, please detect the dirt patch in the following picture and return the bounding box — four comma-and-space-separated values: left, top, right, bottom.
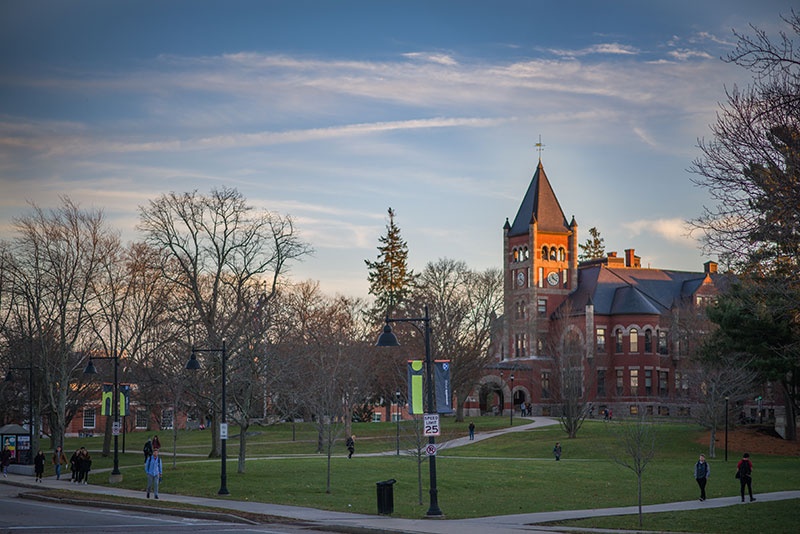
697, 426, 800, 457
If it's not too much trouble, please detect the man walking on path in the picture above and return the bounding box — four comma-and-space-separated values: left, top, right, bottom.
736, 452, 755, 502
694, 454, 710, 501
145, 449, 162, 499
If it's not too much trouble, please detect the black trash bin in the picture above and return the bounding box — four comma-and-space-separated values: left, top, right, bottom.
376, 478, 396, 514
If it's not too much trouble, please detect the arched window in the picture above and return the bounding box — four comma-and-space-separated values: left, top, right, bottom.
513, 248, 519, 262
644, 329, 653, 353
523, 247, 529, 259
558, 247, 566, 261
615, 329, 623, 353
629, 328, 638, 353
550, 247, 557, 260
542, 246, 548, 260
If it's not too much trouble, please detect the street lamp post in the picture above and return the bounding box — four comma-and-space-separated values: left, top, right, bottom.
84, 354, 122, 482
186, 339, 229, 495
4, 367, 33, 465
377, 305, 443, 517
395, 390, 401, 456
510, 373, 515, 426
724, 396, 729, 462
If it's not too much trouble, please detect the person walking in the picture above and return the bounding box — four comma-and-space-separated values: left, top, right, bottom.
152, 435, 161, 451
52, 446, 67, 480
34, 450, 46, 482
69, 448, 80, 482
468, 422, 475, 440
145, 448, 163, 499
694, 454, 710, 501
736, 452, 755, 502
77, 447, 92, 484
553, 442, 562, 461
345, 435, 355, 459
1, 446, 11, 478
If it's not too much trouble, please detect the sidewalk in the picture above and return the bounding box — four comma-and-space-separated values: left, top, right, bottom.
4, 419, 799, 534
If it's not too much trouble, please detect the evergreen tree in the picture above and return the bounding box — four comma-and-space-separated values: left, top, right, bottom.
365, 208, 417, 314
578, 227, 605, 261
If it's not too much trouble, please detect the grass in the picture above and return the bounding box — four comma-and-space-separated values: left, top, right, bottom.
42, 417, 799, 532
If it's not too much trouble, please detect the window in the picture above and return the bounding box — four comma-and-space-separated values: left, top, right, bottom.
541, 246, 548, 260
657, 330, 668, 355
646, 405, 654, 415
675, 371, 688, 397
659, 406, 670, 416
562, 269, 568, 288
558, 247, 566, 261
596, 327, 606, 353
161, 409, 174, 430
550, 248, 557, 260
523, 247, 529, 260
537, 298, 547, 317
644, 329, 652, 353
645, 369, 652, 395
83, 408, 96, 429
597, 370, 606, 397
371, 412, 382, 423
515, 333, 526, 357
659, 371, 668, 396
136, 408, 148, 429
630, 405, 639, 415
538, 267, 544, 287
541, 371, 551, 399
615, 329, 623, 353
616, 369, 624, 395
630, 369, 639, 396
629, 329, 638, 352
513, 248, 519, 262
678, 406, 691, 417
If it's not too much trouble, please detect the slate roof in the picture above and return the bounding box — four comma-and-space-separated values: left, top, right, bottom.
509, 161, 571, 236
562, 264, 720, 317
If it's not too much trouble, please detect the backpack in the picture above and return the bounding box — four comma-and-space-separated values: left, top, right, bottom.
143, 440, 153, 457
737, 460, 751, 478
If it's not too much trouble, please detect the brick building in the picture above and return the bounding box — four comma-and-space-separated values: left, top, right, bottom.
464, 158, 735, 420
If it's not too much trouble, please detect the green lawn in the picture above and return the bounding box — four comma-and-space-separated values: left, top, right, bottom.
49, 417, 799, 532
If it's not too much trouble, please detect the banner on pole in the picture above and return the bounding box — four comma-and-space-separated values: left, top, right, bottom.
434, 360, 453, 413
407, 360, 424, 414
119, 383, 131, 416
101, 383, 113, 416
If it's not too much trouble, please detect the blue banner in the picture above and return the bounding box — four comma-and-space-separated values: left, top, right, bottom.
434, 360, 453, 413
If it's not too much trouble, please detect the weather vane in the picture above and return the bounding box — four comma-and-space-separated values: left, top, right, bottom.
535, 135, 545, 161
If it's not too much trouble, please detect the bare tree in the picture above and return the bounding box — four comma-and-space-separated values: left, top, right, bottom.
608, 407, 659, 529
3, 198, 113, 453
414, 259, 503, 421
138, 187, 311, 458
546, 304, 592, 438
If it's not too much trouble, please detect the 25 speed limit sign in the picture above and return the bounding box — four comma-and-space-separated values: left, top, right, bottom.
423, 414, 440, 436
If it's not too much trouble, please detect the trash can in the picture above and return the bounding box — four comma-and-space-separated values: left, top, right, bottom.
376, 478, 396, 514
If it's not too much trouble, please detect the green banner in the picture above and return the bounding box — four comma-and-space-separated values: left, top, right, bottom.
407, 360, 424, 414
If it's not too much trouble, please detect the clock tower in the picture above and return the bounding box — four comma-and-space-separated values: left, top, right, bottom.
502, 159, 577, 360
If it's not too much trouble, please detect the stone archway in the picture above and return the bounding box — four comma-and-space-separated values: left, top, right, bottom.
479, 382, 504, 415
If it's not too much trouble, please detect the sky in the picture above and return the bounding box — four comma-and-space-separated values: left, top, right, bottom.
0, 1, 795, 300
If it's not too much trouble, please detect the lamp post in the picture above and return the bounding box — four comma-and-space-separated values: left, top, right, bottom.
724, 396, 729, 462
510, 373, 515, 426
377, 305, 443, 517
186, 339, 229, 495
4, 367, 33, 465
84, 355, 122, 482
395, 389, 401, 456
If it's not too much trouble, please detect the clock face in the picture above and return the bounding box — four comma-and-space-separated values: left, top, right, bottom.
547, 271, 560, 286
516, 271, 525, 287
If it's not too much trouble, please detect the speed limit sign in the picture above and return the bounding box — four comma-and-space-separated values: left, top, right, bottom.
423, 414, 440, 436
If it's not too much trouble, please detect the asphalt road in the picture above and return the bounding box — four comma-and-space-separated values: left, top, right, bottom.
0, 485, 337, 534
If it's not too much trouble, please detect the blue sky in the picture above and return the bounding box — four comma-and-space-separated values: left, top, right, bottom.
0, 1, 794, 298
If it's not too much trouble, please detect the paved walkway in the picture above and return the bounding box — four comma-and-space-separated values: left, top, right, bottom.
4, 418, 799, 534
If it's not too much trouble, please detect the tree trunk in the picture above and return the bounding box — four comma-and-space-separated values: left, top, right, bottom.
238, 421, 248, 473
708, 427, 717, 458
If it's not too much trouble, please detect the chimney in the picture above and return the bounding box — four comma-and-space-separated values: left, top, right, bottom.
704, 261, 718, 274
625, 249, 635, 267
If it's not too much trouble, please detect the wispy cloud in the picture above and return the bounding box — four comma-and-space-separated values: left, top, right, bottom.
622, 218, 697, 246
